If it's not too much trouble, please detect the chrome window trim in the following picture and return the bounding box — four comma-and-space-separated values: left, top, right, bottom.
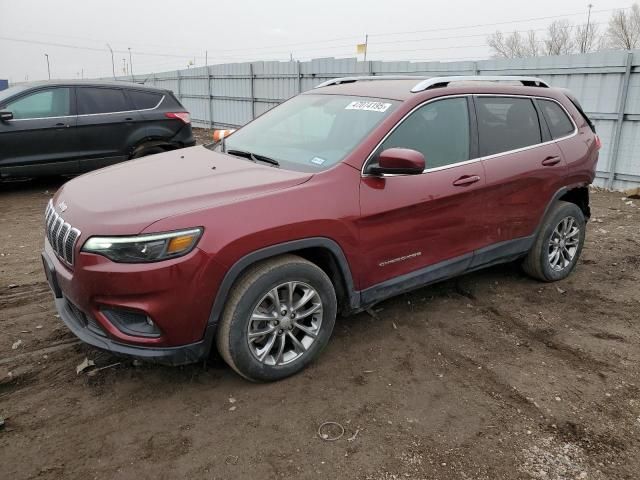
361, 93, 578, 177
6, 92, 165, 122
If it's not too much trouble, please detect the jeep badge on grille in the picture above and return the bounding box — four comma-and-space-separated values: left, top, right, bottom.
58, 201, 67, 213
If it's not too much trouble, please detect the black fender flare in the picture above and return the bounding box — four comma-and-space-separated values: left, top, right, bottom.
205, 237, 359, 332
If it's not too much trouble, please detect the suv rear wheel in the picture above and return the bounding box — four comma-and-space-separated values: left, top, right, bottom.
216, 255, 337, 382
522, 201, 586, 282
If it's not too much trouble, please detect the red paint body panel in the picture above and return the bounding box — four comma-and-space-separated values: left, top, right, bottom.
43, 81, 598, 355
358, 163, 488, 287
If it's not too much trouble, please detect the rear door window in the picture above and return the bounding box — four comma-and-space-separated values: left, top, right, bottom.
538, 99, 575, 139
376, 97, 470, 169
476, 97, 542, 156
5, 88, 71, 119
129, 90, 163, 110
77, 87, 131, 115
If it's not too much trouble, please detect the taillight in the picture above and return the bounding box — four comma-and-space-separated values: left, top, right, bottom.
594, 134, 602, 150
165, 112, 191, 124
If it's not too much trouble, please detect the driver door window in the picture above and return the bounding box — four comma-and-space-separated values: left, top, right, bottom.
5, 88, 71, 119
374, 97, 471, 170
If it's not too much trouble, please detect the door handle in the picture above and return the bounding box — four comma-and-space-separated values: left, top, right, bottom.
55, 122, 70, 128
125, 117, 134, 121
542, 155, 561, 166
452, 175, 481, 187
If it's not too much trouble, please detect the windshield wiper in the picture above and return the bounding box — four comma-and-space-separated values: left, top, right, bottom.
226, 149, 280, 167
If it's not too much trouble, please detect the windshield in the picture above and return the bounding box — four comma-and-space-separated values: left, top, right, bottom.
209, 94, 399, 172
0, 85, 29, 105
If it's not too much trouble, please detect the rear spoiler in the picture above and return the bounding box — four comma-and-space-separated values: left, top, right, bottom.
559, 88, 596, 133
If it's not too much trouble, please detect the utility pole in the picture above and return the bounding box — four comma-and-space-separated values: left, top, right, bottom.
107, 43, 116, 79
585, 4, 593, 53
128, 47, 134, 81
122, 58, 127, 76
44, 53, 50, 80
205, 50, 208, 66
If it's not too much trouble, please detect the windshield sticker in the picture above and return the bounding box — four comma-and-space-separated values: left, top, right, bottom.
310, 157, 327, 166
345, 101, 392, 113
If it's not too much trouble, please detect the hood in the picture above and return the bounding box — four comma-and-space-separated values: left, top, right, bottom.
54, 146, 313, 235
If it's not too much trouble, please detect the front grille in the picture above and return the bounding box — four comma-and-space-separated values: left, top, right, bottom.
45, 200, 81, 265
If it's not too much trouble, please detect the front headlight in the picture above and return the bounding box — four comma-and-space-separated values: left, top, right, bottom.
82, 228, 203, 263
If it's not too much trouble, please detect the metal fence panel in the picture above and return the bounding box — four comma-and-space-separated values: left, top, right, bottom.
107, 50, 640, 191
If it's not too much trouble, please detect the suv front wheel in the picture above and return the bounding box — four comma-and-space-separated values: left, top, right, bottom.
522, 201, 586, 282
216, 255, 337, 381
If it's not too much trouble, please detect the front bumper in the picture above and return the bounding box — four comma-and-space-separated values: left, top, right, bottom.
42, 239, 224, 365
54, 294, 215, 365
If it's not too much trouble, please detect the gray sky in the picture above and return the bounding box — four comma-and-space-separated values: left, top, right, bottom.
0, 0, 632, 82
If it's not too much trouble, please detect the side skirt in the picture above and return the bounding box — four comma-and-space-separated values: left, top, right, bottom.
359, 234, 535, 309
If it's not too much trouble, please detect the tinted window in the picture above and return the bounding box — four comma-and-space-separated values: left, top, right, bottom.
129, 90, 163, 110
376, 97, 470, 169
5, 88, 70, 119
77, 87, 130, 114
539, 99, 575, 139
476, 97, 541, 156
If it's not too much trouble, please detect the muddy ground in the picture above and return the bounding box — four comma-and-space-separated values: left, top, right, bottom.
1, 147, 639, 479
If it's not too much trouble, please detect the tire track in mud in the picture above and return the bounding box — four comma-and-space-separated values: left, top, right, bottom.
0, 282, 50, 309
452, 281, 611, 373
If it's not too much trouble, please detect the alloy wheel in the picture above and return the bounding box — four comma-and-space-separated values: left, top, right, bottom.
247, 281, 323, 366
548, 216, 580, 271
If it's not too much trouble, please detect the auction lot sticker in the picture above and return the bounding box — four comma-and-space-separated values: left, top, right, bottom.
345, 101, 392, 112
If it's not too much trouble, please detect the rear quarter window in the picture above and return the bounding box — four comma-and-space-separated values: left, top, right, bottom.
77, 87, 131, 115
476, 97, 542, 156
538, 99, 575, 139
129, 90, 163, 110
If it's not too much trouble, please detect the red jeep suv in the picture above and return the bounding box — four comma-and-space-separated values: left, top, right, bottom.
42, 76, 599, 381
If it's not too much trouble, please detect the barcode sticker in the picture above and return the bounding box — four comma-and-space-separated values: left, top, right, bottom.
345, 101, 392, 113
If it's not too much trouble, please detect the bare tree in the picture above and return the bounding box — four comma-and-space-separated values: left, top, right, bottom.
488, 30, 539, 58
524, 30, 541, 57
575, 23, 600, 53
606, 4, 640, 49
545, 20, 574, 55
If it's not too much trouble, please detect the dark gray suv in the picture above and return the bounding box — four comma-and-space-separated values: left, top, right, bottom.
0, 80, 194, 178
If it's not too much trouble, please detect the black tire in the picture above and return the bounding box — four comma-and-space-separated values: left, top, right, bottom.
522, 201, 586, 282
216, 254, 337, 382
131, 145, 166, 159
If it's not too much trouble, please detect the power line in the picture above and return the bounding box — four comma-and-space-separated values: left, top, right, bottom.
366, 6, 627, 37
1, 6, 625, 61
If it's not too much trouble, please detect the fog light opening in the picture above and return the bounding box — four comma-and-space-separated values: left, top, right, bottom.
101, 307, 162, 338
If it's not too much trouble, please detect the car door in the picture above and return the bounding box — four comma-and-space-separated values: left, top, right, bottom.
74, 86, 143, 171
358, 96, 491, 295
0, 86, 78, 176
475, 95, 569, 246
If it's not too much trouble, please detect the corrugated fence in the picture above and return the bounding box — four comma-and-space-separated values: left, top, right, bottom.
118, 51, 640, 191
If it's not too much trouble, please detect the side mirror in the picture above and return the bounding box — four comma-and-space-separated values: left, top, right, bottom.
0, 111, 13, 122
369, 148, 425, 175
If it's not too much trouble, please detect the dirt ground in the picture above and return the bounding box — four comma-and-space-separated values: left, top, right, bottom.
1, 150, 639, 479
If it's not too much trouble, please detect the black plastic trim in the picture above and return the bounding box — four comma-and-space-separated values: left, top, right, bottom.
207, 237, 358, 330
54, 296, 213, 366
360, 253, 473, 307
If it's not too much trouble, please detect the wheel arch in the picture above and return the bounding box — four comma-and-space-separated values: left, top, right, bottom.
558, 186, 590, 219
129, 139, 176, 158
207, 237, 359, 332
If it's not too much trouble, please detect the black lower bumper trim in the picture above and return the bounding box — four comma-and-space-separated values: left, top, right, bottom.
54, 297, 214, 366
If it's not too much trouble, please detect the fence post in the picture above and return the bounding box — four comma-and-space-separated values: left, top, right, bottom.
249, 63, 255, 120
473, 61, 480, 75
297, 60, 302, 94
208, 69, 214, 129
608, 51, 633, 190
176, 69, 182, 102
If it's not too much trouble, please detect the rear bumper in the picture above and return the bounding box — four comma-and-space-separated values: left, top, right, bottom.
54, 295, 215, 365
